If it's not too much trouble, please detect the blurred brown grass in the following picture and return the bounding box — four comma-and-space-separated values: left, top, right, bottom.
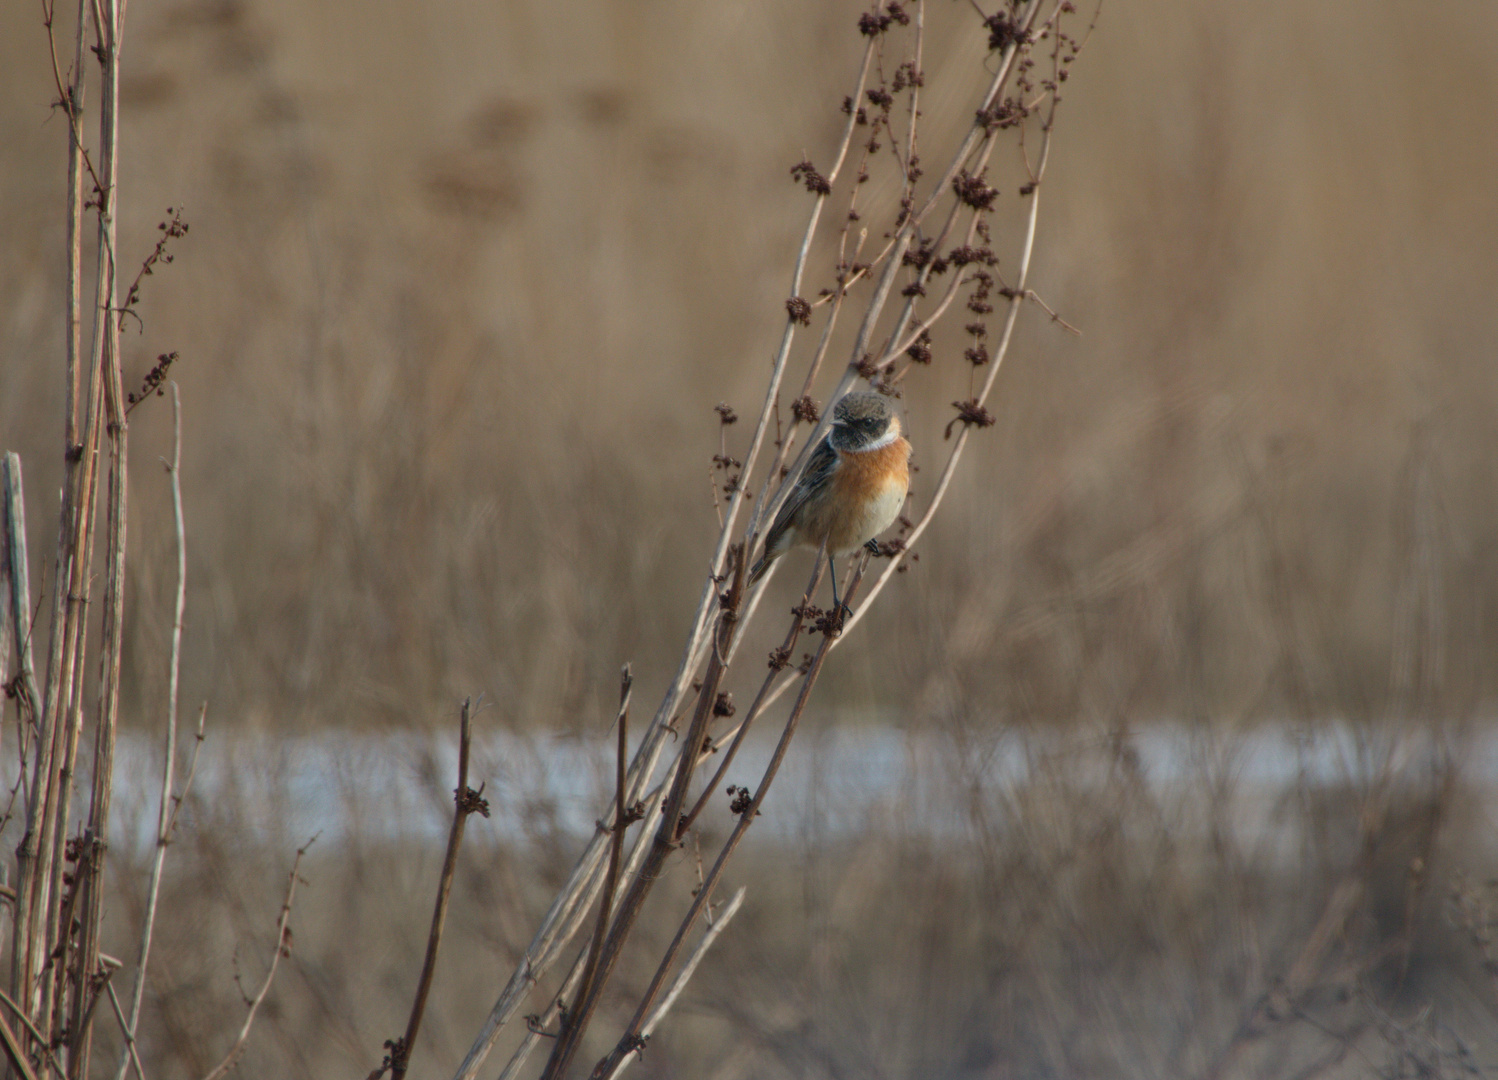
82, 720, 1496, 1079
4, 0, 1496, 732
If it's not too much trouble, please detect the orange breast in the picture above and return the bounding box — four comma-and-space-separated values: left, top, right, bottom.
823, 437, 911, 554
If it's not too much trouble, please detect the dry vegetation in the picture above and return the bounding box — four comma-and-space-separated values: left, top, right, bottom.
3, 0, 1498, 1077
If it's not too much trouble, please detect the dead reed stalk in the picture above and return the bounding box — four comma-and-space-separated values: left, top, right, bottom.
375, 699, 491, 1080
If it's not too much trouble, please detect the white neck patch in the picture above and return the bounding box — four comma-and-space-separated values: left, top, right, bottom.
851, 427, 900, 453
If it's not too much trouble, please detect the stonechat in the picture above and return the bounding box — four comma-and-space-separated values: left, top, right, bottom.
749, 391, 911, 611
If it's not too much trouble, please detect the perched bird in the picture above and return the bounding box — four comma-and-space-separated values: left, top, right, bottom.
749, 391, 911, 611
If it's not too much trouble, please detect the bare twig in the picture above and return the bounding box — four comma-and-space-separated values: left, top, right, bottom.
160, 705, 207, 840
103, 980, 146, 1080
69, 0, 130, 1067
567, 668, 634, 1037
494, 775, 669, 1080
601, 887, 748, 1080
454, 5, 1088, 1075
199, 837, 315, 1080
111, 383, 185, 1080
590, 555, 873, 1080
538, 550, 747, 1080
1, 455, 42, 738
15, 0, 99, 1033
379, 701, 489, 1080
0, 1003, 41, 1080
0, 984, 58, 1076
447, 30, 877, 1079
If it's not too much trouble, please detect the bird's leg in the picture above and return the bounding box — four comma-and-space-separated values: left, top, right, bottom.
827, 553, 851, 630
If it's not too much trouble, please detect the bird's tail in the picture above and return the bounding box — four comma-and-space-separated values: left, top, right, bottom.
748, 550, 773, 584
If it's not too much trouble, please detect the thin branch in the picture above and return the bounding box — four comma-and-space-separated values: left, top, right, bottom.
69, 0, 129, 1065
199, 837, 315, 1080
842, 91, 1059, 639
601, 887, 748, 1080
537, 549, 747, 1080
1, 455, 43, 741
381, 701, 488, 1080
494, 772, 670, 1080
164, 703, 206, 838
104, 980, 146, 1080
454, 6, 1084, 1075
110, 380, 184, 1080
0, 984, 59, 1074
590, 556, 874, 1080
567, 668, 634, 1036
17, 0, 102, 1030
0, 1003, 41, 1080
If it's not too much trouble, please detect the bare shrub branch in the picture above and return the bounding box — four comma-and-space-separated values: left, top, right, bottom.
199, 838, 315, 1080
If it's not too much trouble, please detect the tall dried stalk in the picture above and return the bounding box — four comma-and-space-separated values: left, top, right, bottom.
1, 455, 41, 738
4, 0, 134, 1070
109, 383, 193, 1080
379, 700, 490, 1080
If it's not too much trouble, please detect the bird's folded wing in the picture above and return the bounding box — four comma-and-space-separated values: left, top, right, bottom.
763, 433, 838, 551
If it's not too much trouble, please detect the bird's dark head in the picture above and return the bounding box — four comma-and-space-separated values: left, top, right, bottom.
829, 391, 900, 452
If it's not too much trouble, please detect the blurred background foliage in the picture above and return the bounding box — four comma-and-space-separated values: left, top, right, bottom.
3, 0, 1494, 735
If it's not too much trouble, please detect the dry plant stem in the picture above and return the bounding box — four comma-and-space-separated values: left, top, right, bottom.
494, 772, 671, 1080
199, 839, 313, 1080
868, 3, 1061, 371
567, 669, 634, 1036
14, 0, 95, 1025
750, 3, 1042, 543
0, 987, 56, 1075
537, 551, 746, 1080
69, 0, 127, 1067
714, 106, 1061, 785
451, 835, 610, 1079
654, 32, 875, 725
18, 0, 121, 1053
843, 126, 1055, 640
630, 32, 875, 764
590, 557, 872, 1080
461, 8, 1075, 1077
0, 1007, 41, 1080
165, 705, 206, 835
459, 44, 879, 1080
44, 200, 112, 1068
107, 381, 183, 1080
600, 886, 748, 1080
902, 2, 925, 192
464, 760, 673, 1080
1, 456, 42, 729
680, 559, 827, 834
103, 983, 144, 1080
385, 700, 483, 1080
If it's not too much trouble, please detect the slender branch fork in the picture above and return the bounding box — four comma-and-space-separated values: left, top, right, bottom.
446, 4, 1098, 1078
198, 837, 316, 1080
371, 700, 492, 1080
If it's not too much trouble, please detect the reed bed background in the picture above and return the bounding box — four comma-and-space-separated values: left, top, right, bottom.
2, 0, 1498, 1076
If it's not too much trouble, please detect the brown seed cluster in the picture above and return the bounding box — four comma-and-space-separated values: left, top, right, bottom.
127, 351, 181, 411
946, 399, 997, 439
790, 160, 832, 196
